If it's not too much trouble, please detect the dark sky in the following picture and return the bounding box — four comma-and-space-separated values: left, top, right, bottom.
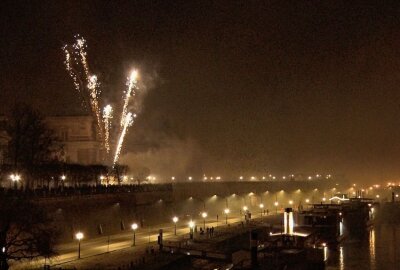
1, 0, 400, 183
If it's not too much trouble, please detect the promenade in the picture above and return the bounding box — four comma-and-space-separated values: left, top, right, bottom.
12, 213, 282, 269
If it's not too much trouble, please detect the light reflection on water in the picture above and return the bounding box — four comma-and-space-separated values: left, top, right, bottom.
369, 228, 375, 268
339, 246, 344, 270
326, 224, 400, 269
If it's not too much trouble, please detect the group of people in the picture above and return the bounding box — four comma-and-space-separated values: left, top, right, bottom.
0, 183, 172, 198
199, 226, 215, 237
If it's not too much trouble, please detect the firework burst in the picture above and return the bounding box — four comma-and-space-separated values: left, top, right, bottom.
63, 35, 141, 167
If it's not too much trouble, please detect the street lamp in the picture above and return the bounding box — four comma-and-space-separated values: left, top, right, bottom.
99, 175, 106, 185
242, 206, 248, 221
172, 216, 178, 235
188, 220, 195, 239
224, 208, 230, 224
10, 174, 21, 189
259, 203, 264, 217
60, 174, 66, 189
131, 223, 138, 246
201, 212, 207, 229
75, 232, 84, 259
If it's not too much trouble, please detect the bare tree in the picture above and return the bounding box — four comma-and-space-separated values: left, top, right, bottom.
113, 164, 129, 185
133, 166, 150, 185
0, 196, 58, 270
5, 103, 61, 188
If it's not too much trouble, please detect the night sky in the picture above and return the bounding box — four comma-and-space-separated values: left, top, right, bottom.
1, 1, 400, 183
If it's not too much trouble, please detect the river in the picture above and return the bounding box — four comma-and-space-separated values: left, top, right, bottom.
326, 224, 400, 270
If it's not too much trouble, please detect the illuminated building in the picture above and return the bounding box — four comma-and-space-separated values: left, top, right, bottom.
46, 116, 106, 165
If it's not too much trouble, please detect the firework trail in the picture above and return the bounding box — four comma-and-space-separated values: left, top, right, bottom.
87, 75, 104, 142
114, 70, 139, 166
113, 112, 136, 166
120, 70, 138, 128
103, 105, 113, 153
75, 37, 104, 141
63, 36, 104, 143
63, 45, 88, 107
63, 35, 142, 167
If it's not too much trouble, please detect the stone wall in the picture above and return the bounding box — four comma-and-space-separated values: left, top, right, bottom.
35, 180, 336, 242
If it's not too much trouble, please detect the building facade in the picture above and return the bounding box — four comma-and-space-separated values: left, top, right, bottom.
46, 116, 105, 165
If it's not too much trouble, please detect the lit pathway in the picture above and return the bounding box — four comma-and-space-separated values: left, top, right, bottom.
12, 213, 278, 269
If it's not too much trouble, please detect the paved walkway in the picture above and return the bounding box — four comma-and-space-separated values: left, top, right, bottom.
11, 213, 282, 269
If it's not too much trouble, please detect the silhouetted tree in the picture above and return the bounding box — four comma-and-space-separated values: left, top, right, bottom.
133, 166, 150, 185
113, 164, 128, 185
0, 196, 58, 270
5, 103, 61, 188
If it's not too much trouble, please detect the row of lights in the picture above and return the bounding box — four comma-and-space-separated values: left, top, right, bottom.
8, 173, 392, 200
10, 174, 68, 182
93, 174, 335, 182
171, 174, 333, 181
12, 174, 400, 190
7, 173, 387, 198
72, 190, 383, 259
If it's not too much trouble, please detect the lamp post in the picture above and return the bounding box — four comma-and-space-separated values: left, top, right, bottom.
131, 223, 138, 246
172, 216, 178, 235
243, 206, 248, 221
201, 212, 207, 229
224, 208, 230, 224
75, 232, 84, 259
60, 175, 66, 189
10, 174, 21, 189
189, 220, 195, 240
259, 203, 264, 217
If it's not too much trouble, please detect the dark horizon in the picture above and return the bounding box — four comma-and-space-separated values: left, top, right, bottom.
1, 1, 400, 184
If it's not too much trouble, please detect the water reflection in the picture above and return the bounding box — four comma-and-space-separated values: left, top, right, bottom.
369, 228, 375, 267
326, 224, 400, 269
339, 246, 344, 270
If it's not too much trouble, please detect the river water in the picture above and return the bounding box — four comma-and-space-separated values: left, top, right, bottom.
325, 224, 400, 270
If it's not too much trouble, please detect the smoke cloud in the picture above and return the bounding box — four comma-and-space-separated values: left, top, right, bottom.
120, 137, 204, 181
